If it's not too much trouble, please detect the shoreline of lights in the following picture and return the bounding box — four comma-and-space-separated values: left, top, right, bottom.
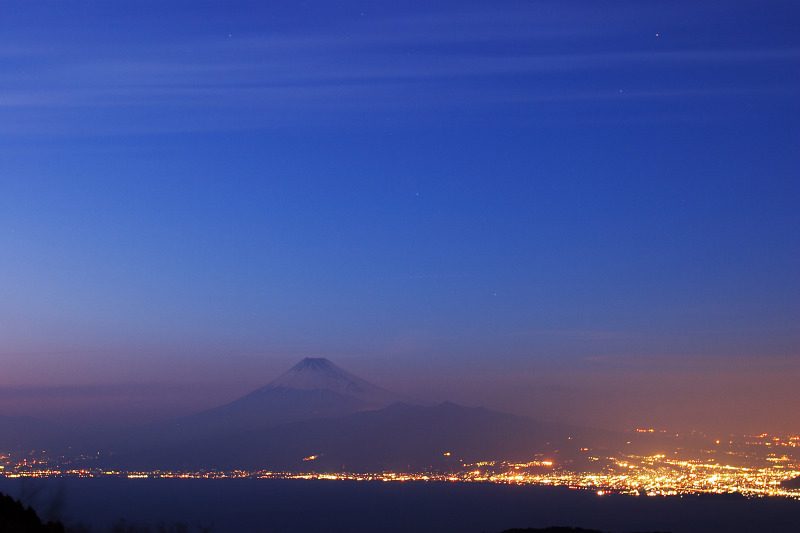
2, 465, 798, 501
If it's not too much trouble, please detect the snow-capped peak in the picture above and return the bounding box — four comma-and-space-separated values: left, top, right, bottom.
267, 358, 378, 396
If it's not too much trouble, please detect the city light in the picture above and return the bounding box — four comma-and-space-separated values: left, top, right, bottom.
2, 432, 798, 500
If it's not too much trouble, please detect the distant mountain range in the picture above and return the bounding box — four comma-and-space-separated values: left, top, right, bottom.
3, 358, 641, 472
98, 358, 617, 472
100, 358, 417, 451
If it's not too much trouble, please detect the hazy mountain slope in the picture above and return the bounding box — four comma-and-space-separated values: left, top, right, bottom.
0, 414, 65, 450
101, 358, 415, 453
85, 358, 627, 472
118, 401, 607, 472
189, 357, 412, 429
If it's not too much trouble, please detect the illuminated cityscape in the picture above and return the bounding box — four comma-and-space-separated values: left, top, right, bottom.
2, 2, 797, 532
3, 432, 798, 501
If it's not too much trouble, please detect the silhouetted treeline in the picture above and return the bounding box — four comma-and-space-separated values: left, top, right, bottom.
496, 528, 672, 533
1, 490, 215, 533
66, 521, 214, 533
0, 491, 65, 532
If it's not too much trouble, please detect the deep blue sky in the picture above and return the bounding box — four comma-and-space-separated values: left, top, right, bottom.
1, 1, 798, 433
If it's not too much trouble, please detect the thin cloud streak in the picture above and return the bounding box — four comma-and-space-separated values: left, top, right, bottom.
582, 353, 800, 370
8, 46, 798, 97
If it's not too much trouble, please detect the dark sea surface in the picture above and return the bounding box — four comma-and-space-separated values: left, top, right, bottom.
1, 476, 798, 533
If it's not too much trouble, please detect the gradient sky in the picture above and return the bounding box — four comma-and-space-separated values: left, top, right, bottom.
1, 1, 798, 434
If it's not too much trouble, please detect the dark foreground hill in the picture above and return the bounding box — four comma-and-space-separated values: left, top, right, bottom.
0, 492, 64, 533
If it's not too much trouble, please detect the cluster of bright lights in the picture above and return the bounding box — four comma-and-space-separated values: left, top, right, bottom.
2, 433, 799, 500
473, 455, 800, 499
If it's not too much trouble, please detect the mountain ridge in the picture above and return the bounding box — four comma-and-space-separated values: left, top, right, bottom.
13, 358, 628, 473
94, 357, 419, 454
109, 399, 621, 472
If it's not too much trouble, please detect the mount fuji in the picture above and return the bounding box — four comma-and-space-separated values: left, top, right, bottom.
92, 358, 630, 472
184, 357, 414, 431
242, 357, 410, 411
108, 358, 416, 452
